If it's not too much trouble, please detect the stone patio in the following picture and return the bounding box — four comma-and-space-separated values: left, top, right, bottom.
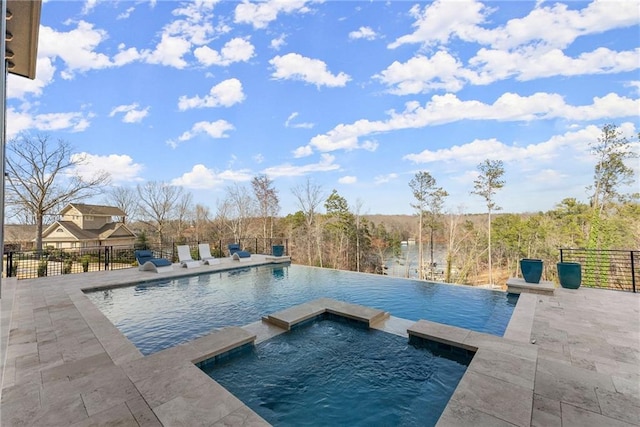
1, 257, 639, 426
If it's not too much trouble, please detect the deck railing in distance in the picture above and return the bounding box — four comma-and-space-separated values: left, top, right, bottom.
560, 248, 638, 293
4, 238, 289, 280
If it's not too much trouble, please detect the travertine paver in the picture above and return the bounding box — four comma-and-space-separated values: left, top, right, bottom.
1, 259, 639, 426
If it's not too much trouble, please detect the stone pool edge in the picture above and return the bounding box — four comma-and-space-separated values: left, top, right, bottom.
2, 257, 535, 426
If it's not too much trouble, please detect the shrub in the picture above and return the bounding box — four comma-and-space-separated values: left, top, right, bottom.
63, 260, 73, 274
81, 256, 90, 272
37, 260, 48, 277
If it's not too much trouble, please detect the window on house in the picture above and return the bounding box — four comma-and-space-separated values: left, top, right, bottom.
56, 228, 63, 232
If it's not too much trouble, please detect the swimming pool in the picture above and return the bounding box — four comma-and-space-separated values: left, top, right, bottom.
201, 318, 471, 427
85, 264, 518, 355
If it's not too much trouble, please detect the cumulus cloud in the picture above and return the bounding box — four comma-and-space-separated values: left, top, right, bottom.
270, 53, 351, 87
194, 37, 255, 66
171, 164, 254, 189
38, 22, 113, 78
168, 120, 235, 148
262, 154, 339, 177
298, 92, 639, 156
7, 57, 56, 99
270, 34, 287, 50
389, 0, 639, 50
349, 26, 377, 40
178, 78, 245, 111
285, 112, 314, 129
402, 124, 634, 169
70, 153, 144, 184
374, 173, 398, 184
338, 176, 357, 184
6, 108, 94, 138
382, 1, 640, 94
234, 0, 312, 29
109, 103, 150, 123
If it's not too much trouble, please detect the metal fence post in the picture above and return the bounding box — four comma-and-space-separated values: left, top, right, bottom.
631, 250, 636, 293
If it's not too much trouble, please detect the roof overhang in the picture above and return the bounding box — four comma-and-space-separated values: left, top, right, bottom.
5, 0, 42, 80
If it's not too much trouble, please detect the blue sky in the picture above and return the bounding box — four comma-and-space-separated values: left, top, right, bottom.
6, 0, 640, 216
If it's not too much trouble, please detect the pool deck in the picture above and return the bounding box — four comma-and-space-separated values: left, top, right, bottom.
1, 256, 639, 426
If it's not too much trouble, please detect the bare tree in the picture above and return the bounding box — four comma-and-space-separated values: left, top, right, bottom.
291, 178, 324, 266
471, 159, 505, 286
136, 181, 185, 249
103, 186, 139, 222
173, 193, 194, 241
5, 134, 110, 251
251, 174, 280, 239
219, 183, 255, 243
193, 204, 212, 242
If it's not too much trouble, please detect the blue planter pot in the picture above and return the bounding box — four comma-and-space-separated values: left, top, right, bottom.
557, 262, 581, 289
272, 245, 284, 257
520, 259, 543, 283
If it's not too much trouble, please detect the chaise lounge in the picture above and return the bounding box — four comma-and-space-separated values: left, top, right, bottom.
177, 245, 201, 268
134, 250, 173, 273
198, 243, 220, 265
228, 243, 251, 261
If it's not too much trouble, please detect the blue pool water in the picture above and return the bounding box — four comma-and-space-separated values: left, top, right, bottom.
201, 318, 471, 427
85, 264, 518, 355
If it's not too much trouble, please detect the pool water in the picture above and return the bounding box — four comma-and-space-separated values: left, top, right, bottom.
201, 318, 471, 427
85, 264, 518, 355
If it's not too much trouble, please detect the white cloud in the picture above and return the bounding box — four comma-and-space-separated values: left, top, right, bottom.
262, 153, 339, 177
117, 7, 135, 20
382, 1, 640, 94
139, 1, 218, 68
194, 37, 255, 66
178, 78, 245, 111
169, 120, 235, 148
374, 173, 398, 184
7, 57, 56, 99
109, 103, 150, 123
38, 22, 113, 78
142, 33, 191, 68
270, 53, 351, 87
70, 153, 144, 184
375, 51, 471, 94
6, 108, 94, 138
234, 0, 312, 29
170, 164, 253, 189
402, 124, 636, 170
304, 92, 639, 155
388, 0, 489, 49
270, 34, 287, 50
378, 47, 639, 95
338, 176, 357, 184
389, 0, 639, 50
285, 112, 314, 129
349, 26, 377, 41
293, 145, 313, 158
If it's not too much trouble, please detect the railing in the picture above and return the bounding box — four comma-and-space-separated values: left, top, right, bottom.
4, 238, 289, 280
4, 246, 139, 280
560, 248, 638, 293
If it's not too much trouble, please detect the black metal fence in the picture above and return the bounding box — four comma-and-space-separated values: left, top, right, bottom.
560, 248, 638, 293
4, 237, 289, 280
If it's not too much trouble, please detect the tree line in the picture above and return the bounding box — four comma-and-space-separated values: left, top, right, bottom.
5, 124, 638, 286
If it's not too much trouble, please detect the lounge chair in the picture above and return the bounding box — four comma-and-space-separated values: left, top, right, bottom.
228, 243, 251, 261
177, 245, 200, 268
198, 243, 220, 265
135, 250, 173, 273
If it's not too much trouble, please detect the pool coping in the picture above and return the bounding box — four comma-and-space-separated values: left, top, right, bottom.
3, 259, 638, 426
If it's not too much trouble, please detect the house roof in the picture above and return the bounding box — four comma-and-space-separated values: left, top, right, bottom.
60, 203, 126, 217
42, 221, 136, 242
